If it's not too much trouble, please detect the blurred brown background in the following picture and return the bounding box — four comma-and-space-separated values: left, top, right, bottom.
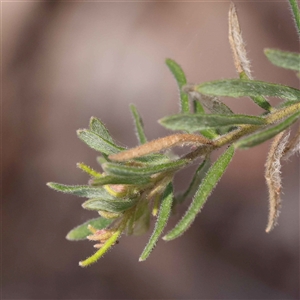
2, 1, 299, 299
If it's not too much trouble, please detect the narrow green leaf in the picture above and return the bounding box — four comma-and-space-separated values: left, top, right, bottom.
288, 0, 300, 36
264, 49, 300, 71
130, 104, 147, 144
166, 58, 190, 113
103, 159, 188, 177
66, 217, 113, 241
91, 175, 152, 186
82, 198, 137, 213
79, 228, 122, 267
77, 129, 124, 155
163, 145, 235, 241
77, 162, 102, 178
139, 182, 173, 261
196, 79, 300, 102
176, 158, 211, 204
160, 113, 266, 132
47, 183, 119, 199
89, 117, 114, 143
235, 110, 300, 149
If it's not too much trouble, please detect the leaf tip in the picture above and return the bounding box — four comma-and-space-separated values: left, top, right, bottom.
76, 129, 84, 137
165, 58, 172, 65
78, 261, 86, 267
47, 182, 56, 189
65, 233, 73, 241
162, 235, 170, 241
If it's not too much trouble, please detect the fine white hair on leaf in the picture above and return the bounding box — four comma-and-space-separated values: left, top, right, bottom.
108, 134, 212, 162
265, 130, 290, 233
283, 127, 300, 160
228, 3, 252, 79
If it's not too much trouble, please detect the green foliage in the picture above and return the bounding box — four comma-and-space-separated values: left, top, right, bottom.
235, 110, 300, 149
264, 49, 300, 71
47, 183, 118, 198
77, 129, 124, 155
130, 104, 148, 145
103, 159, 188, 177
196, 79, 300, 101
166, 58, 190, 113
82, 198, 137, 213
160, 113, 266, 132
139, 182, 173, 261
164, 145, 235, 241
66, 217, 113, 241
47, 2, 300, 267
288, 0, 300, 35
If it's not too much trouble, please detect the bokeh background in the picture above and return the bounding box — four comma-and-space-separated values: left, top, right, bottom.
2, 1, 299, 299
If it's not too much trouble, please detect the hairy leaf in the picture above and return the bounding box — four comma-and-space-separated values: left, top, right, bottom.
89, 117, 115, 143
47, 183, 121, 199
163, 145, 235, 241
228, 3, 252, 78
235, 111, 300, 149
160, 113, 266, 132
103, 159, 188, 177
166, 58, 190, 113
196, 79, 300, 101
77, 129, 124, 155
264, 49, 300, 71
79, 229, 123, 267
265, 131, 289, 233
288, 0, 300, 36
130, 104, 147, 145
82, 198, 137, 212
139, 182, 173, 261
77, 162, 102, 178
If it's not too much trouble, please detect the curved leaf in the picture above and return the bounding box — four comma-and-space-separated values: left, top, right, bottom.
79, 229, 123, 267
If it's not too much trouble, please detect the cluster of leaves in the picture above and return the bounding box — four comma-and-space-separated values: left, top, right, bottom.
47, 1, 300, 267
